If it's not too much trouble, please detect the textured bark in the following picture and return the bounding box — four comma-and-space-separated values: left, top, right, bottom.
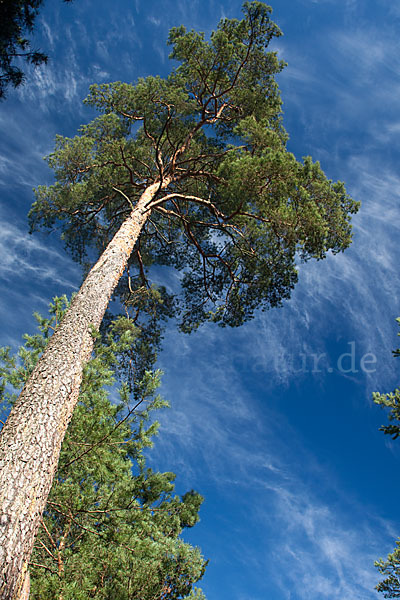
0, 183, 161, 600
18, 571, 29, 600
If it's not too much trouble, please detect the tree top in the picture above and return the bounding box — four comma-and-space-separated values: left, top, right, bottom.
30, 1, 359, 331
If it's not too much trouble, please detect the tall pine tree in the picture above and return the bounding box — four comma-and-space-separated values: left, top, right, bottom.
0, 3, 359, 596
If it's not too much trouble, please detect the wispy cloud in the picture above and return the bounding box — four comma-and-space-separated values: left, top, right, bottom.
0, 216, 78, 288
0, 4, 399, 600
0, 209, 79, 348
148, 15, 161, 26
267, 481, 385, 599
152, 343, 392, 599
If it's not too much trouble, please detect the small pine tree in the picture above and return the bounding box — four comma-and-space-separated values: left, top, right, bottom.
0, 297, 207, 600
374, 318, 400, 597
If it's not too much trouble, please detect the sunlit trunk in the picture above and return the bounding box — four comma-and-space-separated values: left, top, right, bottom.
0, 182, 160, 600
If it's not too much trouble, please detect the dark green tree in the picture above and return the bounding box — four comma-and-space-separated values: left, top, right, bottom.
0, 0, 74, 98
0, 3, 359, 597
0, 297, 207, 600
374, 318, 400, 597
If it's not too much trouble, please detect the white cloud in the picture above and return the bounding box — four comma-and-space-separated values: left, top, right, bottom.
0, 4, 399, 600
0, 215, 78, 289
148, 16, 161, 26
268, 484, 384, 599
149, 323, 397, 599
39, 18, 55, 51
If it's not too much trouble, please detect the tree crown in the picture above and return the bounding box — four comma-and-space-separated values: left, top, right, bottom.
0, 0, 74, 98
30, 1, 359, 331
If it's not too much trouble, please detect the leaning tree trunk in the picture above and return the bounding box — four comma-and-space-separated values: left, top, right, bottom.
0, 182, 160, 600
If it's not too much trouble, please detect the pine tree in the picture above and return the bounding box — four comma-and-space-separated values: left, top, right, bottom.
0, 297, 207, 600
0, 0, 74, 99
374, 318, 400, 597
0, 3, 359, 596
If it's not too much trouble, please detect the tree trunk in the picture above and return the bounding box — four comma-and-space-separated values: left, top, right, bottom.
0, 182, 160, 600
18, 571, 29, 600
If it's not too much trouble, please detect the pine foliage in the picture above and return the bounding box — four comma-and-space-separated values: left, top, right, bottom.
374, 318, 400, 597
0, 297, 207, 600
30, 2, 359, 332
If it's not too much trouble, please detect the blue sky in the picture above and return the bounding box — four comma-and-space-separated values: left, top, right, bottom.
1, 0, 400, 598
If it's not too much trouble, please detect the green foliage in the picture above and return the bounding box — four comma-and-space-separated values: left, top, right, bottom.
29, 1, 359, 332
373, 318, 400, 439
376, 542, 400, 598
374, 318, 400, 597
0, 0, 74, 98
0, 298, 207, 599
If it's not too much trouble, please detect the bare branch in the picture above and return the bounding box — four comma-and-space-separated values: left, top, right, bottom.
149, 191, 217, 210
112, 186, 135, 211
136, 248, 148, 287
60, 394, 151, 471
37, 539, 57, 562
39, 518, 57, 550
30, 562, 58, 576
